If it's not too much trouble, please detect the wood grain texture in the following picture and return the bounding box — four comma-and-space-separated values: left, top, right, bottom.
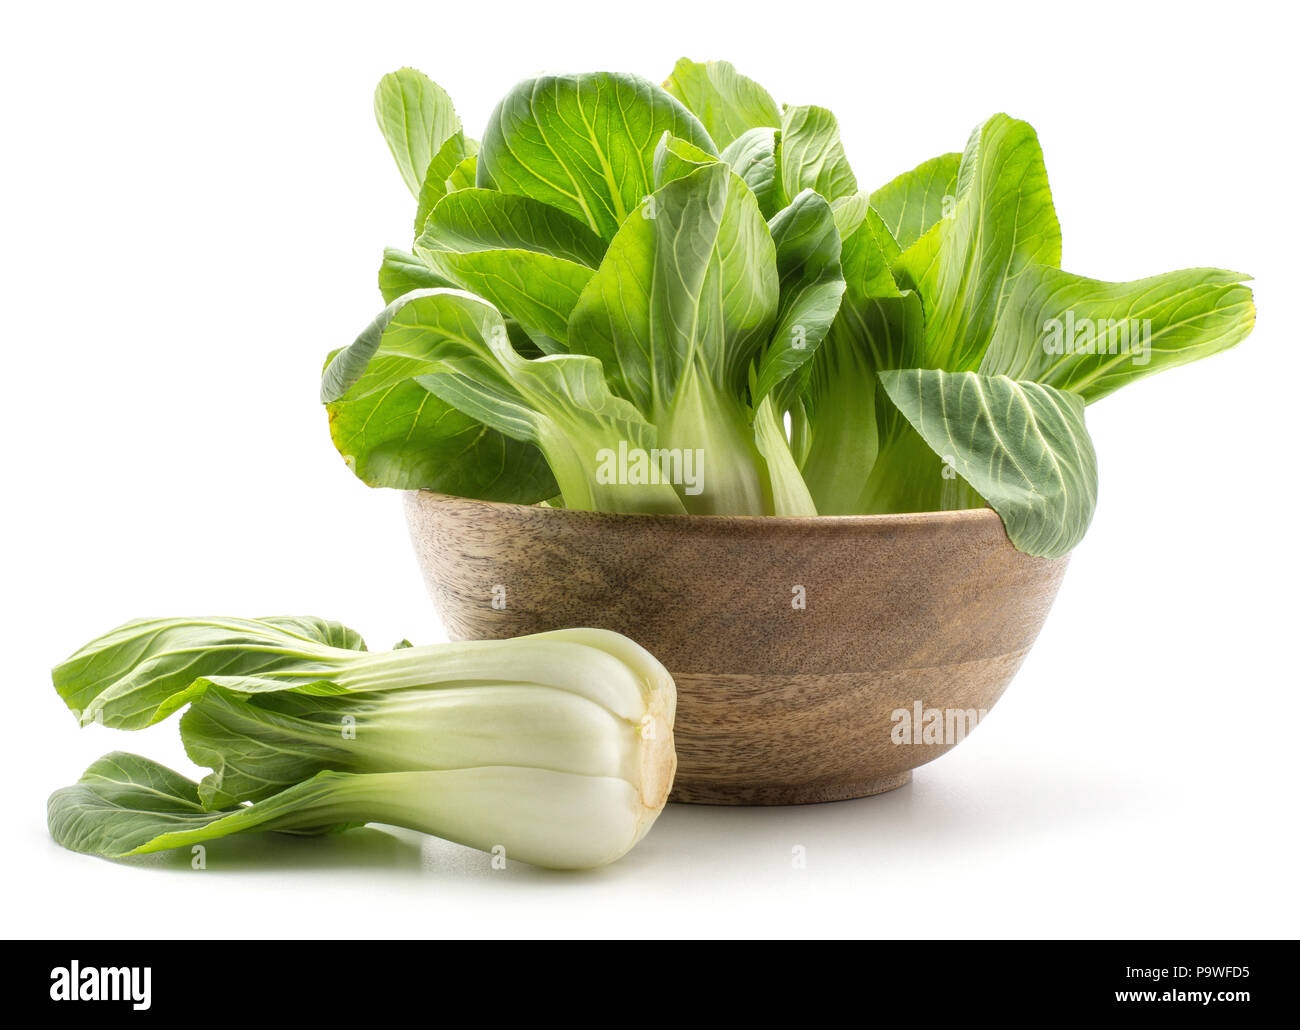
405, 492, 1069, 805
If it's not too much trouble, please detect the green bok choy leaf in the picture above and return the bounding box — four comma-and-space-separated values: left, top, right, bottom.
324, 58, 1257, 559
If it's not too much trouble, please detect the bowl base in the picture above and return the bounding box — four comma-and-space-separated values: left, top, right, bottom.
669, 770, 912, 806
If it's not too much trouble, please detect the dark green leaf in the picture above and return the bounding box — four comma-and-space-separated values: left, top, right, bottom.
878, 369, 1097, 557
48, 752, 363, 858
321, 289, 559, 501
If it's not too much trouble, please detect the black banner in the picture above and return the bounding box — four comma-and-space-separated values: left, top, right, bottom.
6, 941, 1283, 1018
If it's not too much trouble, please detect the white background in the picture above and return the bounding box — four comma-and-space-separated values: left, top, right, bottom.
2, 0, 1296, 939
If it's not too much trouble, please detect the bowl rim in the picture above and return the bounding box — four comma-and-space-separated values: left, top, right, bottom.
408, 489, 1006, 532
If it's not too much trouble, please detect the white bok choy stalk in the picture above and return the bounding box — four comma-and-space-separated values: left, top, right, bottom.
47, 616, 676, 869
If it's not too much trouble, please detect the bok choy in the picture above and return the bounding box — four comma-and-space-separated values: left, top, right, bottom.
323, 61, 1256, 558
47, 617, 677, 869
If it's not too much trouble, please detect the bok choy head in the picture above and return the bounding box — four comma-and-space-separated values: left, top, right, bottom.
323, 59, 1255, 558
48, 617, 677, 870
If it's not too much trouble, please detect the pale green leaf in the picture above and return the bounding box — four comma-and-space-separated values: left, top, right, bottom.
378, 247, 453, 303
419, 188, 605, 267
567, 162, 778, 513
780, 106, 858, 203
979, 265, 1255, 403
830, 192, 869, 238
787, 202, 918, 514
753, 394, 817, 516
653, 132, 718, 188
568, 162, 777, 415
663, 58, 781, 149
895, 115, 1061, 371
755, 189, 846, 401
374, 68, 461, 198
415, 188, 606, 348
52, 616, 366, 730
414, 132, 478, 236
446, 152, 477, 191
720, 126, 785, 218
477, 72, 716, 241
868, 152, 961, 250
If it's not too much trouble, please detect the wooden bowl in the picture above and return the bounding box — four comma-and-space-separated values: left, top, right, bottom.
405, 492, 1069, 805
